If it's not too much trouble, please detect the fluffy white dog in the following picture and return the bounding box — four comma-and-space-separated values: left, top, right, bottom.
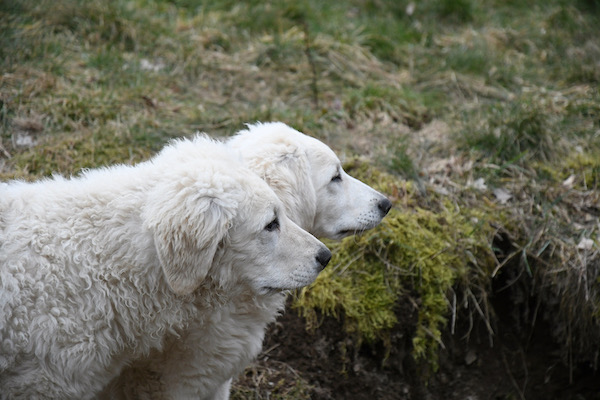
229, 122, 392, 239
0, 136, 331, 400
104, 122, 392, 399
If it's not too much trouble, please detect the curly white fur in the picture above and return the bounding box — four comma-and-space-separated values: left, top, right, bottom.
104, 122, 391, 399
0, 135, 330, 400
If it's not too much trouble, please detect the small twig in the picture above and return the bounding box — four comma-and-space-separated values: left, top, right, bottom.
301, 20, 319, 110
0, 142, 11, 158
501, 349, 526, 400
491, 248, 521, 277
568, 320, 573, 384
260, 343, 281, 358
467, 288, 494, 338
450, 289, 457, 335
333, 251, 363, 276
420, 325, 446, 349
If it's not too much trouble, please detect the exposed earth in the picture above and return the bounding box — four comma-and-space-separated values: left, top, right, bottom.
235, 295, 600, 400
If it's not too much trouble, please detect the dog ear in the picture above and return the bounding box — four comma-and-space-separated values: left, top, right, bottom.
258, 146, 317, 232
143, 179, 236, 296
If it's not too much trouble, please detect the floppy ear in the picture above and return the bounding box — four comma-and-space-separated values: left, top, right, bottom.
143, 179, 236, 296
258, 145, 317, 232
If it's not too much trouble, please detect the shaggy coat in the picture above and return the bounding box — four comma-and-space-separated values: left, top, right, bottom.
0, 136, 330, 400
104, 122, 392, 399
229, 122, 393, 240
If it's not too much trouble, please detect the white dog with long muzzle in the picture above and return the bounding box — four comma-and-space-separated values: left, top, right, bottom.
0, 135, 331, 400
104, 122, 392, 399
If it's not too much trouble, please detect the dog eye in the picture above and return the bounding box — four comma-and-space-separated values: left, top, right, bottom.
331, 173, 342, 182
264, 218, 280, 232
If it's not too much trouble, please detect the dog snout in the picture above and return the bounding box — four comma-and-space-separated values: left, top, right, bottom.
316, 247, 332, 270
378, 197, 392, 217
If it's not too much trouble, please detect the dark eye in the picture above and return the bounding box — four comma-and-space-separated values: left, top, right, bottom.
331, 173, 342, 182
264, 217, 280, 232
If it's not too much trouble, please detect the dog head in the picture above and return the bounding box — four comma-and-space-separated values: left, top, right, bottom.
143, 136, 330, 296
229, 122, 392, 240
225, 176, 331, 295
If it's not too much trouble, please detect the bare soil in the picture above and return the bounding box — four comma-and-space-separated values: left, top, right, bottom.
237, 294, 600, 400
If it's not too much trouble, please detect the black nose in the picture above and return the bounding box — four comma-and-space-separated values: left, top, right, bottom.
378, 198, 392, 216
316, 247, 332, 270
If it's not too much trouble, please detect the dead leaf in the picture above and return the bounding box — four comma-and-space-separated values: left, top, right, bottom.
577, 238, 594, 250
493, 188, 512, 204
562, 174, 576, 189
470, 177, 487, 191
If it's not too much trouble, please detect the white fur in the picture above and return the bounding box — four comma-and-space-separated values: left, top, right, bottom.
0, 135, 330, 400
229, 122, 392, 240
106, 122, 392, 399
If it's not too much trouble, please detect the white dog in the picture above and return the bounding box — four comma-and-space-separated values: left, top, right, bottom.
104, 122, 392, 399
229, 122, 392, 240
0, 136, 331, 400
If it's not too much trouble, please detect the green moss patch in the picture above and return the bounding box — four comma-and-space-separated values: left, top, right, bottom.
294, 162, 497, 371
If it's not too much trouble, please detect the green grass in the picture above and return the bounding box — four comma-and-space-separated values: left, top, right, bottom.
458, 95, 560, 164
2, 0, 600, 389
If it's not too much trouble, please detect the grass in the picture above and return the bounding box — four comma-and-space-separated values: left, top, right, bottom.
459, 93, 561, 165
1, 0, 600, 392
294, 163, 497, 371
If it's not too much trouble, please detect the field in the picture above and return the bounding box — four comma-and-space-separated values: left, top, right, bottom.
2, 0, 600, 398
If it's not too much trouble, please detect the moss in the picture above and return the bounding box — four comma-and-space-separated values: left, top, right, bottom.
532, 150, 600, 190
563, 152, 600, 189
293, 161, 497, 371
0, 127, 157, 180
294, 228, 399, 343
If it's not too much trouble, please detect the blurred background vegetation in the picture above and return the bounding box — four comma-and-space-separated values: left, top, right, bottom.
1, 0, 599, 398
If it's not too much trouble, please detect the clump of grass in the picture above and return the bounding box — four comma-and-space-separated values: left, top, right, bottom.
432, 0, 475, 23
344, 84, 432, 129
444, 39, 493, 77
493, 171, 600, 375
458, 94, 561, 166
567, 153, 600, 190
388, 138, 419, 181
293, 161, 497, 371
0, 123, 158, 180
34, 0, 169, 51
